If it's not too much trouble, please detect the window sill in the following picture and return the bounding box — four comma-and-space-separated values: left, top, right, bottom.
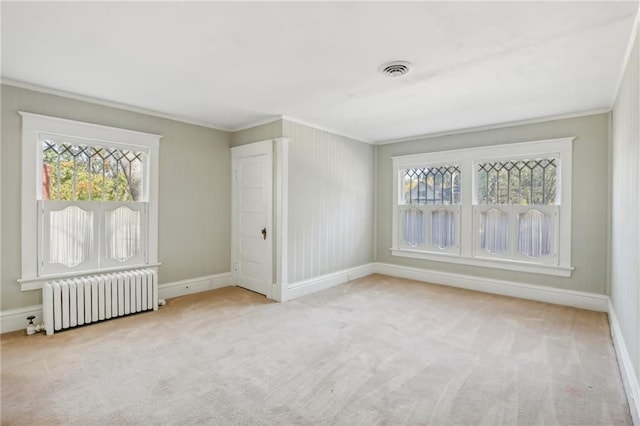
18, 263, 162, 291
390, 249, 573, 277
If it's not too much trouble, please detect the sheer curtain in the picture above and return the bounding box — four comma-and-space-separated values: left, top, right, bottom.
479, 209, 509, 254
430, 209, 456, 249
105, 206, 141, 262
49, 206, 93, 267
403, 208, 425, 247
518, 209, 551, 257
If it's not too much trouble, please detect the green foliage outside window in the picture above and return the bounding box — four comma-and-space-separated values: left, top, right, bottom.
42, 141, 143, 202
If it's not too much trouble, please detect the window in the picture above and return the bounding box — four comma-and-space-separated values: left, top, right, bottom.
391, 138, 573, 277
20, 113, 161, 288
398, 165, 461, 254
474, 157, 559, 265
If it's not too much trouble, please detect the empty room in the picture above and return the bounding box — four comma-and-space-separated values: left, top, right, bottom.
1, 1, 639, 425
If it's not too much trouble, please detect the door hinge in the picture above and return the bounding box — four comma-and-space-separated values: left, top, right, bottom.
234, 169, 238, 180
233, 262, 239, 272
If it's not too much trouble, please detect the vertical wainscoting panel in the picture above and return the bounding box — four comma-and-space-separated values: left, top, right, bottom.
283, 121, 374, 283
611, 27, 640, 422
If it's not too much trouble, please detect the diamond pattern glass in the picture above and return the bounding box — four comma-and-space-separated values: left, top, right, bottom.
401, 165, 460, 205
477, 158, 557, 205
42, 140, 145, 202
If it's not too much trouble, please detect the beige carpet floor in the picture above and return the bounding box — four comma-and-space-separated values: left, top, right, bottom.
0, 274, 632, 425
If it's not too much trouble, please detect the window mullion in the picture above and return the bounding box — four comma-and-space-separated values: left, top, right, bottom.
460, 158, 474, 257
97, 201, 103, 270
509, 205, 517, 257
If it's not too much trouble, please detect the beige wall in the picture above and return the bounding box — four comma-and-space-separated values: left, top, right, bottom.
1, 84, 232, 311
611, 28, 640, 388
376, 113, 610, 294
283, 120, 375, 282
230, 119, 283, 147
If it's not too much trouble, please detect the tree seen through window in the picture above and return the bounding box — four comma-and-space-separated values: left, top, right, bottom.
42, 140, 144, 202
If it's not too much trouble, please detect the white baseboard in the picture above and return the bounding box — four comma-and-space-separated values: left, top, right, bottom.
373, 262, 609, 312
286, 263, 375, 301
158, 272, 234, 300
0, 304, 44, 334
608, 300, 640, 425
283, 262, 609, 311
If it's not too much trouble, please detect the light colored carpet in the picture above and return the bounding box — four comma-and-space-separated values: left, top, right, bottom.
1, 274, 632, 425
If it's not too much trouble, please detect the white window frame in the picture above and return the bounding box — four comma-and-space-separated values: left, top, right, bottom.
391, 137, 574, 277
19, 112, 161, 290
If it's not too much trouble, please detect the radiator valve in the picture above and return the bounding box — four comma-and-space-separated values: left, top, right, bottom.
26, 316, 44, 335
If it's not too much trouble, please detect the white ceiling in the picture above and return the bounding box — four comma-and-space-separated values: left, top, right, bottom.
2, 1, 638, 143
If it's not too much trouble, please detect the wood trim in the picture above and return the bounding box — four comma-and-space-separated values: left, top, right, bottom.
158, 272, 234, 300
0, 305, 44, 334
274, 138, 289, 302
608, 299, 640, 425
374, 262, 607, 311
286, 263, 375, 301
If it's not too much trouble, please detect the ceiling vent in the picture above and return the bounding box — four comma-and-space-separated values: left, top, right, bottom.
378, 61, 413, 78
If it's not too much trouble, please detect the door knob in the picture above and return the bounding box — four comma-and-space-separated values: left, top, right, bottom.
261, 228, 267, 240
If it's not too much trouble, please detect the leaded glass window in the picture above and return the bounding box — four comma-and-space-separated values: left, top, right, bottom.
473, 157, 558, 262
392, 138, 571, 274
38, 136, 150, 275
401, 165, 460, 205
42, 140, 145, 202
398, 164, 461, 254
477, 158, 557, 205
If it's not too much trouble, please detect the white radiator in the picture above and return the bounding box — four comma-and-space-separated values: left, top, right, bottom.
43, 269, 158, 335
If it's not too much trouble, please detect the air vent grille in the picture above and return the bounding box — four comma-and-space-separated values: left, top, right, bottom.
378, 61, 413, 78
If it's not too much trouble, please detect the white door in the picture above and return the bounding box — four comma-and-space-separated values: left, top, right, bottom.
231, 141, 273, 297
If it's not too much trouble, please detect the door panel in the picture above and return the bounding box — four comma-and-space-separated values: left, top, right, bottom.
232, 142, 273, 297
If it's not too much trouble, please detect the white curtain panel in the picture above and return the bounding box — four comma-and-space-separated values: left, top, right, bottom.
430, 209, 456, 249
517, 209, 551, 257
49, 206, 93, 267
105, 206, 141, 262
480, 209, 509, 254
403, 208, 425, 247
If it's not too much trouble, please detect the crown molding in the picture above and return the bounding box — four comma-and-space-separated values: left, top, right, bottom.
1, 78, 233, 132
377, 108, 611, 146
